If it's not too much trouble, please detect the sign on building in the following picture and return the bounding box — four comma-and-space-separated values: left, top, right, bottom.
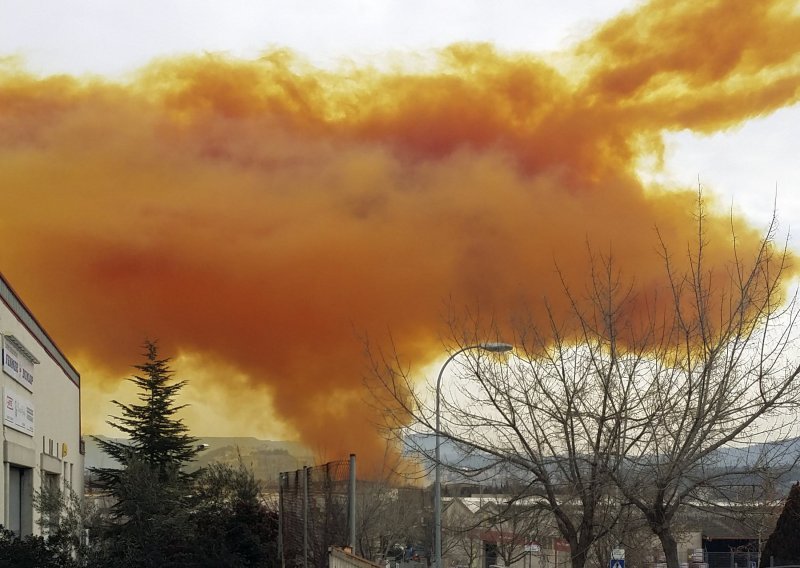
4, 389, 35, 436
3, 336, 35, 391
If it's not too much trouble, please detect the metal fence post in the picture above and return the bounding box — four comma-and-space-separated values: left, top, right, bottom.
279, 472, 285, 568
348, 453, 356, 552
304, 466, 309, 568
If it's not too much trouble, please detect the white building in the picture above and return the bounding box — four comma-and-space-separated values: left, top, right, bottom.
0, 272, 83, 535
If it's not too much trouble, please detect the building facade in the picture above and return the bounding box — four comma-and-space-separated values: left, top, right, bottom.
0, 273, 82, 535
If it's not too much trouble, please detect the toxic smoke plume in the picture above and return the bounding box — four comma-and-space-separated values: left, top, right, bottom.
1, 0, 798, 467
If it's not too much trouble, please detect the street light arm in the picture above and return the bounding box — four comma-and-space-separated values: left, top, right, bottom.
434, 346, 475, 568
434, 341, 512, 568
435, 345, 479, 432
435, 343, 513, 416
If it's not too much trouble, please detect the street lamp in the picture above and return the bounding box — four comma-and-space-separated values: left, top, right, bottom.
434, 342, 513, 568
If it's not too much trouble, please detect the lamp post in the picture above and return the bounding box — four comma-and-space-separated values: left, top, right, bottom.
434, 342, 513, 568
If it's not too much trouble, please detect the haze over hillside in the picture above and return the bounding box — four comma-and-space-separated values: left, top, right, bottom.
85, 436, 314, 485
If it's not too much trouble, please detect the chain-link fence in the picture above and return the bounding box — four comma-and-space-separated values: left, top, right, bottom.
280, 458, 355, 568
645, 550, 762, 568
708, 552, 759, 568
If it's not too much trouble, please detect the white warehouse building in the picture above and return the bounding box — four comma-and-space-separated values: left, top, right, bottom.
0, 272, 83, 535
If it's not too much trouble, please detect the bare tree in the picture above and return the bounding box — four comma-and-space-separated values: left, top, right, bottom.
608, 209, 800, 568
447, 518, 483, 568
369, 201, 800, 568
449, 531, 482, 568
440, 494, 550, 568
483, 500, 550, 568
356, 481, 428, 563
370, 257, 644, 568
586, 504, 652, 568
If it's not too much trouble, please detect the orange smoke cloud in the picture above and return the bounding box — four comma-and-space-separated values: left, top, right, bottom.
0, 0, 798, 467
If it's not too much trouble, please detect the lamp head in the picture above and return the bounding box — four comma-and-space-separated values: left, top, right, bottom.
479, 342, 513, 353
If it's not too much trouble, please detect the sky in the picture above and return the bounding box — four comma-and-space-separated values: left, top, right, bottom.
2, 0, 797, 226
1, 0, 799, 469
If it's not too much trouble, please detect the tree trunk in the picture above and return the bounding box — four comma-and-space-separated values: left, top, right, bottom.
570, 538, 589, 568
656, 528, 681, 568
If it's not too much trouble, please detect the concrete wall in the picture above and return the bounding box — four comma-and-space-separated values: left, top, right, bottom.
331, 547, 384, 568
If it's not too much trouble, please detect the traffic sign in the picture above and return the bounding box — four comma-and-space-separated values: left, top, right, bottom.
611, 550, 625, 561
610, 560, 624, 568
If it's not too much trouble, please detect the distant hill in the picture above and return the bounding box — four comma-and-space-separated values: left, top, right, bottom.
85, 435, 314, 486
405, 433, 800, 492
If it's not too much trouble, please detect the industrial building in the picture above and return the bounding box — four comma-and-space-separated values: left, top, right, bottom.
0, 272, 82, 535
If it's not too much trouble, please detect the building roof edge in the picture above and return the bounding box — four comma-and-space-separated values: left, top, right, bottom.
0, 272, 80, 387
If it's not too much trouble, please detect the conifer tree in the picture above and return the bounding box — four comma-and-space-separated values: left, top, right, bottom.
760, 482, 800, 567
89, 341, 201, 567
92, 340, 200, 490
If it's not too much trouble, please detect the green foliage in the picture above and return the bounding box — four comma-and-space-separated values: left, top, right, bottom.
88, 341, 280, 567
94, 458, 280, 567
34, 482, 96, 563
91, 457, 197, 568
89, 340, 202, 567
191, 460, 280, 568
0, 525, 79, 568
91, 340, 200, 514
92, 340, 199, 491
761, 482, 800, 567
